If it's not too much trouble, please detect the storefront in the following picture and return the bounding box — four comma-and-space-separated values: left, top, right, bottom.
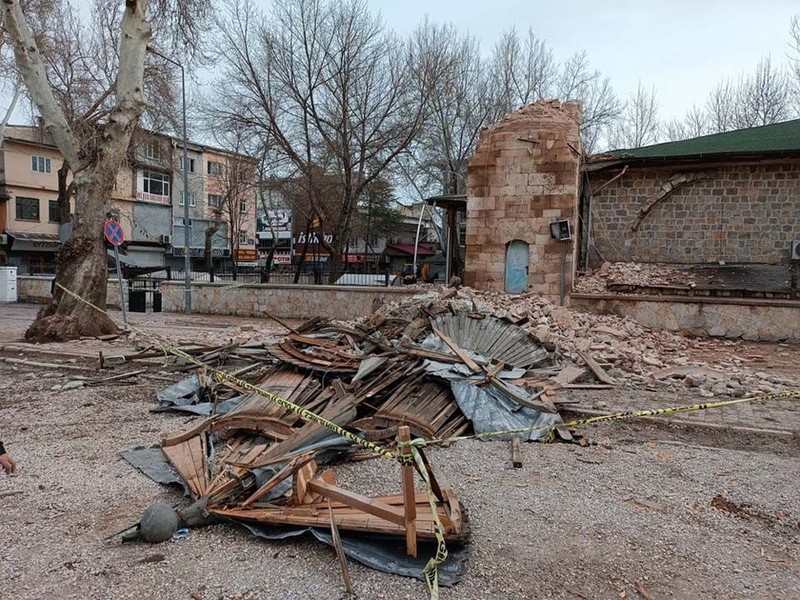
5, 231, 61, 274
257, 209, 294, 267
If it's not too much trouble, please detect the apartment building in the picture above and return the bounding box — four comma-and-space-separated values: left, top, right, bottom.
0, 124, 258, 274
203, 147, 257, 268
0, 126, 71, 273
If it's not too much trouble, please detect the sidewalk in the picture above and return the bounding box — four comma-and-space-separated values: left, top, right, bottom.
0, 302, 297, 357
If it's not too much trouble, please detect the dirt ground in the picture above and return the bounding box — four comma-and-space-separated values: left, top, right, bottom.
1, 306, 799, 600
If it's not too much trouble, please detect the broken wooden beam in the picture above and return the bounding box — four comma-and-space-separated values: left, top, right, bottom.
328, 499, 353, 595
307, 479, 406, 527
511, 436, 522, 468
576, 349, 617, 385
398, 426, 417, 558
431, 324, 481, 372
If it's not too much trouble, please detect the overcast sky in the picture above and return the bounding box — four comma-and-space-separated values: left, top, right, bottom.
2, 0, 798, 125
370, 0, 799, 120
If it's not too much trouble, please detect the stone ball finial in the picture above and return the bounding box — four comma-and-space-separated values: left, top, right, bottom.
139, 502, 180, 543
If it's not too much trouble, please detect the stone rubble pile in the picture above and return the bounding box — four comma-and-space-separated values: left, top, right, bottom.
573, 261, 689, 294
371, 285, 799, 399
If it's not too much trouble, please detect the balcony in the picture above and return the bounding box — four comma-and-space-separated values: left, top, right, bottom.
136, 191, 171, 204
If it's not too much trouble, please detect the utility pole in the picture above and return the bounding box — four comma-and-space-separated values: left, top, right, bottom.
147, 45, 191, 314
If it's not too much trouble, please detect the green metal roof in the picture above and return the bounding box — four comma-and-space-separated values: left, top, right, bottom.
601, 118, 800, 161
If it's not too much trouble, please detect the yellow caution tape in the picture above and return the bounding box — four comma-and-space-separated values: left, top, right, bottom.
404, 389, 800, 449
411, 446, 448, 600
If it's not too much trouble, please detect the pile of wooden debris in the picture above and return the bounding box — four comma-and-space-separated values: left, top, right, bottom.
122, 284, 798, 584
370, 285, 799, 398
124, 299, 604, 583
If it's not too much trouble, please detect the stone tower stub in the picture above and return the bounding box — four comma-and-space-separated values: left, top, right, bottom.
465, 100, 582, 301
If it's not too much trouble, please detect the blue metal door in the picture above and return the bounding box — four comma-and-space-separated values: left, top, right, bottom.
505, 240, 529, 293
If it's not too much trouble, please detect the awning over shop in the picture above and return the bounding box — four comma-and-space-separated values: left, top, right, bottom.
385, 243, 436, 257
107, 249, 142, 267
107, 247, 167, 276
124, 247, 166, 268
7, 231, 61, 252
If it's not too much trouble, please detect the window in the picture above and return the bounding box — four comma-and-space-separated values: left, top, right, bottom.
48, 200, 60, 223
31, 156, 51, 173
144, 141, 161, 160
208, 194, 221, 208
180, 157, 196, 173
207, 161, 223, 176
16, 197, 40, 221
238, 231, 249, 244
239, 199, 248, 214
142, 170, 170, 197
179, 192, 197, 207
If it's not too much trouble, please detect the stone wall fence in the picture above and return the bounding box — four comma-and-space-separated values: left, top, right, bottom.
161, 281, 419, 320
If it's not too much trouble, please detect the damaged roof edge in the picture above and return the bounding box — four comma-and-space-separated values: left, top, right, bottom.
584, 148, 800, 171
586, 117, 800, 169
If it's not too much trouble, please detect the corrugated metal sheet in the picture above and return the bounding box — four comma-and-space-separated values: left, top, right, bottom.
429, 314, 548, 368
450, 381, 560, 442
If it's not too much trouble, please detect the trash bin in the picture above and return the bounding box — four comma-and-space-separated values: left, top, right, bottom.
129, 289, 146, 313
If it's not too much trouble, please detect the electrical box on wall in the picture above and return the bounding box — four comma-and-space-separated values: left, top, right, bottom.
792, 240, 800, 261
549, 220, 572, 242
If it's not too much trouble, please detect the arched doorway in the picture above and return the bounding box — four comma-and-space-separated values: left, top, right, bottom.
505, 240, 529, 293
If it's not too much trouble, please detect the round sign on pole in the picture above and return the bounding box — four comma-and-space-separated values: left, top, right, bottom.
104, 219, 125, 247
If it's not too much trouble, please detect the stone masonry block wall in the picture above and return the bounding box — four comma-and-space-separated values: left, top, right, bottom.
17, 275, 127, 308
161, 282, 418, 320
571, 294, 800, 342
587, 163, 800, 265
465, 100, 581, 302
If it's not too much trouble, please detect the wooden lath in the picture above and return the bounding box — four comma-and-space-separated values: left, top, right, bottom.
208, 447, 468, 545
362, 380, 470, 440
161, 433, 209, 499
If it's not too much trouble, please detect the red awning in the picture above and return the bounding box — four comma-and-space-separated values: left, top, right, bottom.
386, 243, 436, 257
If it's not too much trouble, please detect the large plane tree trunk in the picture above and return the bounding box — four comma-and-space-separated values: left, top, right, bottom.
26, 175, 118, 341
2, 0, 152, 342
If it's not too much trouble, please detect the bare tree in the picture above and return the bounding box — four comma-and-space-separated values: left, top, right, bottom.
738, 56, 793, 127
2, 0, 209, 341
785, 15, 800, 116
556, 51, 622, 154
610, 81, 661, 148
662, 105, 709, 142
490, 27, 557, 116
400, 19, 495, 197
706, 56, 793, 133
208, 0, 437, 282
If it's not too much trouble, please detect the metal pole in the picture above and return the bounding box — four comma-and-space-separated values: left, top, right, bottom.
560, 243, 567, 306
147, 45, 191, 314
180, 64, 191, 314
113, 245, 127, 324
445, 209, 454, 283
412, 203, 426, 277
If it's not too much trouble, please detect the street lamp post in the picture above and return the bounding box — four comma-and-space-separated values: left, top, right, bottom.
147, 45, 191, 314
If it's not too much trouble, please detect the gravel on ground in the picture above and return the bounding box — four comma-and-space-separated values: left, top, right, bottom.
1, 356, 798, 600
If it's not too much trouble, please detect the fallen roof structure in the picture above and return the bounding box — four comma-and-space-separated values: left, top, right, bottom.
121, 286, 618, 586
